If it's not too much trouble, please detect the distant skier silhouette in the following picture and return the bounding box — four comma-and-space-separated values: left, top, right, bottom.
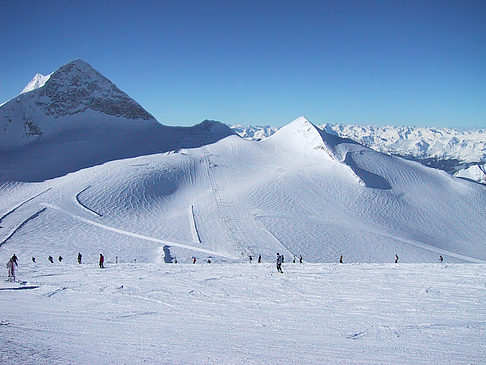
395, 254, 399, 263
58, 256, 63, 262
439, 255, 443, 263
48, 256, 54, 263
249, 255, 252, 263
299, 255, 303, 264
32, 257, 36, 263
193, 257, 196, 264
6, 258, 15, 281
339, 255, 343, 264
78, 253, 82, 264
258, 255, 261, 263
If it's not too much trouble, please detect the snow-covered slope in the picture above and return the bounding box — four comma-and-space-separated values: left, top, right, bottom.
1, 115, 485, 265
0, 60, 234, 181
232, 124, 486, 184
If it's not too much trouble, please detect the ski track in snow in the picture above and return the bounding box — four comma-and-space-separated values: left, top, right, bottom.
74, 185, 103, 217
41, 203, 238, 259
0, 208, 46, 247
189, 205, 201, 244
0, 188, 51, 224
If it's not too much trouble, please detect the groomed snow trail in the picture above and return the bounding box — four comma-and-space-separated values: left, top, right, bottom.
0, 263, 484, 364
0, 208, 46, 247
0, 188, 51, 224
41, 203, 238, 260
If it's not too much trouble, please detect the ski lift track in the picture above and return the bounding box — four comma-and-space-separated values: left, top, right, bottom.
201, 146, 251, 257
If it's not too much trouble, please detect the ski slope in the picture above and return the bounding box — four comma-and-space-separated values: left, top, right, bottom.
1, 261, 485, 364
0, 117, 485, 266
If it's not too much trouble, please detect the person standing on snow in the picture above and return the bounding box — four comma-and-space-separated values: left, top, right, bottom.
58, 256, 63, 262
99, 254, 105, 268
276, 253, 283, 273
395, 254, 399, 263
48, 255, 54, 263
77, 253, 82, 264
6, 258, 15, 281
339, 255, 343, 264
299, 255, 303, 264
439, 255, 443, 263
11, 254, 18, 266
258, 255, 261, 263
249, 255, 252, 263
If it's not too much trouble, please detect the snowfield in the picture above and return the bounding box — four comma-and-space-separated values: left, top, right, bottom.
1, 59, 486, 364
1, 262, 485, 364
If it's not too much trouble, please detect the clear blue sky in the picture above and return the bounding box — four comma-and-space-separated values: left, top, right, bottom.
1, 0, 485, 128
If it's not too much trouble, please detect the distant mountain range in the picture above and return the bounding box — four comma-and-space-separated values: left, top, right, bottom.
231, 125, 486, 184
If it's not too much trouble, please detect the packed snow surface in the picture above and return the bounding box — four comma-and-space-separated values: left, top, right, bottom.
1, 262, 485, 364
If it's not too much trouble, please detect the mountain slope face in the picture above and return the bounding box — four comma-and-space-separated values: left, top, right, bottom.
0, 60, 234, 181
1, 117, 485, 265
232, 124, 486, 184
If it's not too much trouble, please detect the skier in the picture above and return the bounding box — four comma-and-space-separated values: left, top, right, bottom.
193, 257, 196, 264
32, 257, 36, 263
77, 253, 82, 264
207, 259, 212, 264
48, 255, 54, 263
395, 254, 399, 263
276, 253, 283, 273
439, 255, 443, 263
339, 255, 343, 264
258, 255, 261, 263
299, 255, 303, 264
58, 256, 63, 262
99, 254, 104, 268
249, 255, 252, 263
6, 258, 15, 282
11, 254, 18, 265
293, 256, 296, 263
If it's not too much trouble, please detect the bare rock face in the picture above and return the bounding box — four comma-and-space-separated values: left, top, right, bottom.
36, 59, 154, 120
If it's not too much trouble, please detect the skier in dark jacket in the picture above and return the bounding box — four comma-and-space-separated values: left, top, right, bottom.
395, 254, 399, 263
78, 253, 82, 264
299, 255, 303, 264
258, 255, 261, 263
276, 253, 283, 273
32, 257, 36, 263
439, 255, 443, 263
339, 255, 343, 264
11, 254, 18, 266
48, 256, 54, 263
58, 256, 63, 262
99, 254, 104, 268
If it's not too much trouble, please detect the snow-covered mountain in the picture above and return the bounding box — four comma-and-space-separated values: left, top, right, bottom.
231, 124, 486, 184
1, 60, 485, 266
0, 59, 234, 181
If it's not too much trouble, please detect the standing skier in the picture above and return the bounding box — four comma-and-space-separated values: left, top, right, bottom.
11, 254, 18, 266
249, 255, 252, 263
395, 254, 399, 263
276, 253, 283, 273
58, 256, 63, 262
258, 255, 261, 263
48, 256, 54, 263
99, 254, 104, 268
439, 255, 443, 263
77, 253, 82, 264
299, 255, 303, 264
6, 258, 15, 281
339, 255, 343, 264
